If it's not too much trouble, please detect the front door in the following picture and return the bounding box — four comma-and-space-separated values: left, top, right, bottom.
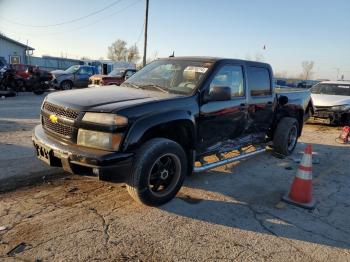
198, 64, 248, 155
75, 67, 94, 87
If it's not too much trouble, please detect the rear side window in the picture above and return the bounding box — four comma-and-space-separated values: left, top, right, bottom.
247, 67, 271, 96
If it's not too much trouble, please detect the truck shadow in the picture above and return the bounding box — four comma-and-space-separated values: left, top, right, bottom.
162, 142, 350, 249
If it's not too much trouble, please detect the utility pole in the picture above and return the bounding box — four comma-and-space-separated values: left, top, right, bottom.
333, 67, 340, 80
142, 0, 149, 67
26, 40, 29, 64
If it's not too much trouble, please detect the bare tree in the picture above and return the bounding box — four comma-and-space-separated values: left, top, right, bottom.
244, 53, 264, 62
301, 61, 314, 80
107, 39, 127, 61
254, 52, 264, 62
127, 45, 140, 63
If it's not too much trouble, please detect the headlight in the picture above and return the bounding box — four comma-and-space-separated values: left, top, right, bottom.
82, 112, 128, 126
331, 105, 350, 111
77, 129, 122, 151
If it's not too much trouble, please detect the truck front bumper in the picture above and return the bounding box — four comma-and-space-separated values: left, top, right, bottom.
313, 110, 349, 123
32, 125, 133, 180
51, 79, 60, 88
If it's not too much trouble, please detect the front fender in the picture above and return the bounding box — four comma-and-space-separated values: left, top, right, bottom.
122, 110, 196, 151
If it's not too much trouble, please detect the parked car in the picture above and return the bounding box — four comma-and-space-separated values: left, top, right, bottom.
51, 65, 98, 90
32, 57, 313, 206
311, 81, 350, 125
88, 68, 136, 87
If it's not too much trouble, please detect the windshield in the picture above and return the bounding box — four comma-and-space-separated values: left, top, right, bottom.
122, 59, 212, 95
311, 83, 350, 96
108, 68, 125, 77
64, 65, 79, 74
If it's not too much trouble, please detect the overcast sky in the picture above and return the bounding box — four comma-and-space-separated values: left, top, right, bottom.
0, 0, 349, 80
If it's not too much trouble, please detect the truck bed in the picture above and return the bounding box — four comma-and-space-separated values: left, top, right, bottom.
276, 87, 312, 111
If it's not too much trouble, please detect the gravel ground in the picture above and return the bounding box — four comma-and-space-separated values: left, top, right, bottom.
0, 94, 350, 261
0, 94, 64, 192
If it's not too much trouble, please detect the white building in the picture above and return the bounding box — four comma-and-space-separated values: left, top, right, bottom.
0, 34, 34, 66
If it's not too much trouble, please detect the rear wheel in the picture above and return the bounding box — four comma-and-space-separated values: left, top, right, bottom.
273, 117, 299, 155
126, 138, 187, 206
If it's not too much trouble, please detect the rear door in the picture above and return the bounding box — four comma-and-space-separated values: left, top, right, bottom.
246, 66, 275, 135
198, 63, 248, 155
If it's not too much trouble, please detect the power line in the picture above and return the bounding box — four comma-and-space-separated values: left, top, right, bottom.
0, 0, 142, 38
135, 21, 145, 45
0, 0, 124, 28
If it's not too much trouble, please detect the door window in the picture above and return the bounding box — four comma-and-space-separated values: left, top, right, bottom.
78, 67, 94, 75
247, 67, 271, 96
125, 70, 135, 78
209, 65, 244, 98
78, 67, 88, 75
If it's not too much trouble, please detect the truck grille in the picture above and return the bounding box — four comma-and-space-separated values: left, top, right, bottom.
42, 115, 74, 138
43, 101, 79, 120
42, 102, 78, 138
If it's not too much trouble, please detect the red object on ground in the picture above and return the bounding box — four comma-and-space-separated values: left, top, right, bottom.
339, 126, 350, 143
282, 144, 316, 209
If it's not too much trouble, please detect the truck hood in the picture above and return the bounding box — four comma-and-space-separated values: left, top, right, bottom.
46, 86, 178, 112
51, 71, 72, 79
51, 70, 66, 76
311, 93, 350, 107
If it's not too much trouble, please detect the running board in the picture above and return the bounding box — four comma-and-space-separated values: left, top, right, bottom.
193, 148, 266, 173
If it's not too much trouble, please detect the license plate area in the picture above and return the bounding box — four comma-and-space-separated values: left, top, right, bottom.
34, 141, 53, 165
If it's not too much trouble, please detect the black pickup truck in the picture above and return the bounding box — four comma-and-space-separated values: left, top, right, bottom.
32, 57, 313, 206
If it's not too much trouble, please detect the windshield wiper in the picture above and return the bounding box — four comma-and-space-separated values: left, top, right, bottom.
140, 84, 169, 93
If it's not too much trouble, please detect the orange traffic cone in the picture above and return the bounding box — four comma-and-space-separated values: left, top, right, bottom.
282, 144, 316, 209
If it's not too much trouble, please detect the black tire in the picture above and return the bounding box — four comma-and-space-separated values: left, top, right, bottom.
273, 117, 299, 156
341, 114, 350, 125
33, 89, 45, 95
60, 80, 73, 90
16, 79, 26, 92
126, 138, 187, 206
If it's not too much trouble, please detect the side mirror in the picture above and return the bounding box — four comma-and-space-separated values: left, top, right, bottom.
208, 86, 231, 101
278, 95, 288, 106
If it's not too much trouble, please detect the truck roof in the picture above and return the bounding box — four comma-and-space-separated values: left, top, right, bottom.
159, 56, 271, 67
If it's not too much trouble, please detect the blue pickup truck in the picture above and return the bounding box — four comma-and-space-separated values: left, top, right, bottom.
51, 65, 99, 90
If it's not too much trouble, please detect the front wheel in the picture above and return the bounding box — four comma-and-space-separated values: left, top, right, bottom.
273, 117, 299, 156
126, 138, 187, 206
16, 79, 26, 92
60, 80, 73, 90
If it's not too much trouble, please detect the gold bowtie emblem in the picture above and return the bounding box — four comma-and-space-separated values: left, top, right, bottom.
49, 114, 58, 124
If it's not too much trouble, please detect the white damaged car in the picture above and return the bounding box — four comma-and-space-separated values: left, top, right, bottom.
311, 81, 350, 125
